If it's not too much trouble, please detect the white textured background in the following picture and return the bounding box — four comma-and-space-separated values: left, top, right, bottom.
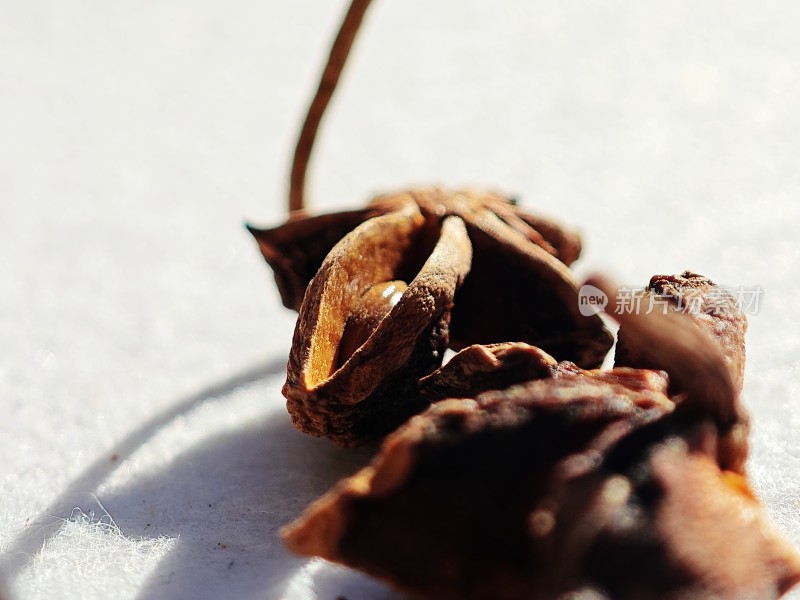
1, 1, 799, 598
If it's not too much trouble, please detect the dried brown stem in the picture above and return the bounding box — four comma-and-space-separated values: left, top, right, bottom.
289, 0, 374, 213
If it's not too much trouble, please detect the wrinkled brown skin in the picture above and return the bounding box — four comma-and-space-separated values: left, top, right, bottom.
281, 274, 800, 599
419, 342, 559, 400
418, 341, 657, 403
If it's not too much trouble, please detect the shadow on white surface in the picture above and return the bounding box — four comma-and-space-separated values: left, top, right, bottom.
94, 407, 397, 600
2, 358, 408, 599
1, 360, 281, 580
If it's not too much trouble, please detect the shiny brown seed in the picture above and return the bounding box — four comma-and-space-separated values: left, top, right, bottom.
336, 280, 408, 369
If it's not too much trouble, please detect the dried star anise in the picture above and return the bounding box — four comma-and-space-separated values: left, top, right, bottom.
251, 189, 612, 445
281, 274, 800, 599
248, 1, 611, 445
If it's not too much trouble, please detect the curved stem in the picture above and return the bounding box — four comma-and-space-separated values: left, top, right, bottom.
289, 0, 374, 213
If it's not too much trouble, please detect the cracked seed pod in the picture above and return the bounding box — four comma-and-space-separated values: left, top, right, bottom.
281, 274, 800, 599
282, 202, 472, 446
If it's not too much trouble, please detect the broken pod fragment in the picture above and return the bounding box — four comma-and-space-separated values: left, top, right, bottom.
615, 270, 748, 394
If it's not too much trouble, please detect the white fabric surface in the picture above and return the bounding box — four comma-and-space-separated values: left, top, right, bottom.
2, 1, 799, 598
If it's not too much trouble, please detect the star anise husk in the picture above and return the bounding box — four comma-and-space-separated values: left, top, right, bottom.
250, 189, 613, 445
280, 274, 800, 599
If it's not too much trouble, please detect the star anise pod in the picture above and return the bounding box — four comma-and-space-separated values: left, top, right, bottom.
248, 1, 612, 445
281, 274, 800, 599
250, 188, 612, 446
